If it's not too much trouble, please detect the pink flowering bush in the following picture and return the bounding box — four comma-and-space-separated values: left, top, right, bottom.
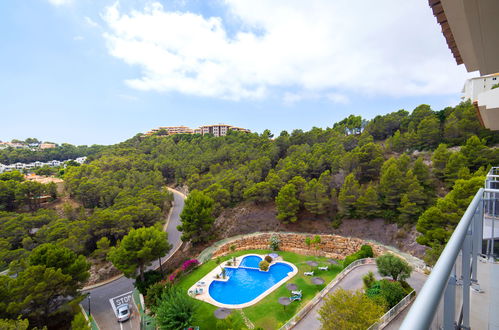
182, 259, 200, 272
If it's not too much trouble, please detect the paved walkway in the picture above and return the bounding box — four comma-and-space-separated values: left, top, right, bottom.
293, 264, 427, 330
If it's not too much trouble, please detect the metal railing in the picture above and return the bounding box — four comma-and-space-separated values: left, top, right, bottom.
280, 258, 375, 329
367, 290, 416, 330
400, 186, 497, 329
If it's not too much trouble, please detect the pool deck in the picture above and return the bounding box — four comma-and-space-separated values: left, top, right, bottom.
187, 253, 298, 309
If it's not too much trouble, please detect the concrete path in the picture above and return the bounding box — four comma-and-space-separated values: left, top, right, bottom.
82, 188, 185, 330
293, 264, 427, 330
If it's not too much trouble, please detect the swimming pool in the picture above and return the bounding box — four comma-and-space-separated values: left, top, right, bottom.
209, 255, 295, 305
239, 255, 262, 268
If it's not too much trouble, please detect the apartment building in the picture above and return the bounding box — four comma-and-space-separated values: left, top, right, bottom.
146, 124, 250, 137
145, 126, 194, 136
428, 0, 499, 131
39, 143, 57, 149
197, 124, 251, 137
462, 73, 499, 102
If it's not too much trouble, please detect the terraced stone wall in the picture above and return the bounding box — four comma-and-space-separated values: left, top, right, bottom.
212, 233, 385, 259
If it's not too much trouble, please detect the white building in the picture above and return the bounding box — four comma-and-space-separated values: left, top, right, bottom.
75, 157, 87, 164
48, 160, 61, 167
462, 74, 499, 102
429, 0, 499, 131
461, 73, 499, 130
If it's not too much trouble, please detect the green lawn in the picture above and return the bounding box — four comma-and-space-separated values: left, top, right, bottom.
175, 249, 342, 330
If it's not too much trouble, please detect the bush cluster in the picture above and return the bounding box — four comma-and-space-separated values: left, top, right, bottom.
259, 260, 270, 271
343, 245, 374, 267
264, 255, 273, 263
135, 270, 163, 294
365, 279, 408, 309
269, 235, 280, 251
182, 259, 199, 272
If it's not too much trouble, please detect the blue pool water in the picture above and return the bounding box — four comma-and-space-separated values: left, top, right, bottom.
239, 255, 262, 268
209, 256, 294, 305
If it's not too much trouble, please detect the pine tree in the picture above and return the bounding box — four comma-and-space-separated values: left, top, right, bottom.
379, 162, 404, 209
303, 179, 330, 216
355, 184, 380, 219
444, 152, 467, 187
387, 130, 405, 153
338, 173, 360, 218
460, 135, 489, 171
275, 183, 300, 223
431, 143, 451, 179
398, 194, 419, 224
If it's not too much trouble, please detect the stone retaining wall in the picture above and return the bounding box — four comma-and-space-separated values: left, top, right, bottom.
212, 233, 385, 260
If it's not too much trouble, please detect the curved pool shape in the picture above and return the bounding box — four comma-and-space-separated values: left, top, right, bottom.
239, 255, 262, 268
209, 260, 293, 305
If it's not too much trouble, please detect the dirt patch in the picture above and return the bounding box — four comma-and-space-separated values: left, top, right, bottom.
214, 202, 426, 258
25, 174, 64, 184
86, 259, 121, 286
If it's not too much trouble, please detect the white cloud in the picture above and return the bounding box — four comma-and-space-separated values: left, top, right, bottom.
326, 93, 349, 105
101, 0, 470, 101
84, 16, 100, 28
283, 92, 349, 105
47, 0, 72, 6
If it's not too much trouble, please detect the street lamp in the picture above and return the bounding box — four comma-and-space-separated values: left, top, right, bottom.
159, 256, 163, 272
87, 293, 91, 316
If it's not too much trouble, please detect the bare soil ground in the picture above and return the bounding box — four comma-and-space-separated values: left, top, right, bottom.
214, 202, 426, 258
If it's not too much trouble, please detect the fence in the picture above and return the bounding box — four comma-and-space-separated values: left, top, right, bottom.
367, 290, 416, 330
279, 258, 375, 329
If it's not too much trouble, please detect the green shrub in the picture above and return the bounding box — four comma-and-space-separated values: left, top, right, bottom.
343, 244, 374, 267
331, 218, 342, 229
379, 280, 406, 308
399, 280, 414, 295
269, 235, 280, 251
156, 287, 197, 329
366, 280, 406, 309
264, 255, 273, 263
360, 245, 374, 258
259, 260, 270, 271
343, 255, 357, 268
362, 271, 376, 289
146, 282, 172, 313
135, 270, 163, 294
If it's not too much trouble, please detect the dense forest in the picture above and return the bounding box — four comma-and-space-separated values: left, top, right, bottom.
0, 100, 498, 328
0, 142, 106, 164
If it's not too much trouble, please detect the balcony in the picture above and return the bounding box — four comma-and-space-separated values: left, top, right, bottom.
400, 168, 499, 329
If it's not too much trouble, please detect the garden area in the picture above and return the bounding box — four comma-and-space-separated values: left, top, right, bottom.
142, 248, 343, 329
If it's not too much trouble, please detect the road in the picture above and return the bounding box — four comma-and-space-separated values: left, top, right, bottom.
292, 264, 427, 330
82, 188, 185, 330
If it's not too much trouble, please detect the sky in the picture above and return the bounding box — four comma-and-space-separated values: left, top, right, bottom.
0, 0, 476, 146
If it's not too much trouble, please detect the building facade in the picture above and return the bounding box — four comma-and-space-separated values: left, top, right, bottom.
145, 124, 250, 137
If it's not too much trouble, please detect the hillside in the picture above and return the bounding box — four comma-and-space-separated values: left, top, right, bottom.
1, 100, 498, 328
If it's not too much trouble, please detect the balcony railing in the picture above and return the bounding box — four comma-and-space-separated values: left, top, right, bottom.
401, 169, 499, 329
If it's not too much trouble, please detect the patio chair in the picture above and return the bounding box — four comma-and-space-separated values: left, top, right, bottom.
289, 294, 302, 302
291, 290, 302, 296
196, 281, 206, 286
304, 271, 314, 276
318, 266, 328, 271
195, 287, 203, 295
